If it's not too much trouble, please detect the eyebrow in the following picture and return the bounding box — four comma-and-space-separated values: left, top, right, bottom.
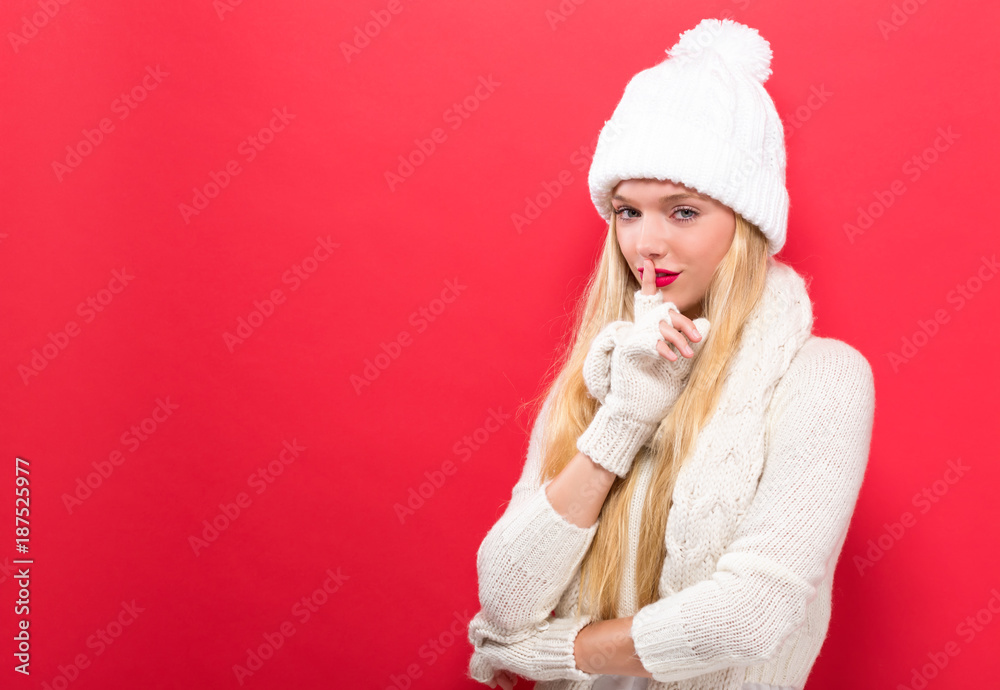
612, 192, 711, 205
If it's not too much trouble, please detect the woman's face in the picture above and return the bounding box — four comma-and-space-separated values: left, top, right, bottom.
613, 178, 736, 320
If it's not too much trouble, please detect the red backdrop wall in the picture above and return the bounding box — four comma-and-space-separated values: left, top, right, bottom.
1, 0, 998, 688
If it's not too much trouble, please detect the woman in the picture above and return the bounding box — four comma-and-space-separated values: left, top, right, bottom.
467, 18, 876, 690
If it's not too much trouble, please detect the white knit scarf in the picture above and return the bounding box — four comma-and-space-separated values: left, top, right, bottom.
657, 257, 814, 597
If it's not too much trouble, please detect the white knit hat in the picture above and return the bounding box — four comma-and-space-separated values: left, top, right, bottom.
588, 18, 789, 256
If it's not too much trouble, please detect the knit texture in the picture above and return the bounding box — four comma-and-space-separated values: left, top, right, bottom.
588, 18, 790, 256
467, 259, 876, 689
578, 294, 710, 478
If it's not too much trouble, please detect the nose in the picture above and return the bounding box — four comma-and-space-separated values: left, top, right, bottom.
635, 215, 669, 261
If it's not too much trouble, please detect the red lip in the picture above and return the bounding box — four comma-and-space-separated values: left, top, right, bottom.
638, 267, 681, 287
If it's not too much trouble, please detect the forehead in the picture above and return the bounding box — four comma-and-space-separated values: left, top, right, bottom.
614, 178, 709, 199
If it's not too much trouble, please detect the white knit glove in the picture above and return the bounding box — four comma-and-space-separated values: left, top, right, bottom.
577, 290, 710, 477
582, 290, 688, 405
582, 320, 633, 405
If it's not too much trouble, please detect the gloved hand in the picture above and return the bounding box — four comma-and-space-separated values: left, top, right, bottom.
581, 288, 687, 405
577, 288, 710, 477
582, 320, 632, 405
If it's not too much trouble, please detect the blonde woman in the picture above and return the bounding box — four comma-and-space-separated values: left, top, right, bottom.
467, 18, 876, 690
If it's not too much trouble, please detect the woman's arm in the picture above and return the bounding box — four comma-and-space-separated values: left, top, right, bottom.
627, 338, 876, 682
467, 611, 653, 683
545, 449, 617, 527
575, 615, 653, 676
472, 388, 616, 643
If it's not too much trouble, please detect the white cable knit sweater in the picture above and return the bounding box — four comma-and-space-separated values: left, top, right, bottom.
467, 263, 876, 690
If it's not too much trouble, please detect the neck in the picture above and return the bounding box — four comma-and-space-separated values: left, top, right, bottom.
682, 303, 704, 321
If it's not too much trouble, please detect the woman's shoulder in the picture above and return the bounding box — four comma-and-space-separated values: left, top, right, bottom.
772, 334, 876, 415
790, 334, 874, 372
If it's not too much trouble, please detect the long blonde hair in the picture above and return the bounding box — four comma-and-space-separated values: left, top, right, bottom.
525, 208, 771, 621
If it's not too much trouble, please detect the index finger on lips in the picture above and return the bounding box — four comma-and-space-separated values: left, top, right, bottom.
641, 258, 657, 295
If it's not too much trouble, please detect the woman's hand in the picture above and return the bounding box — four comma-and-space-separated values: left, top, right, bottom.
633, 258, 705, 361
583, 259, 705, 404
583, 319, 632, 405
577, 259, 710, 477
490, 669, 519, 690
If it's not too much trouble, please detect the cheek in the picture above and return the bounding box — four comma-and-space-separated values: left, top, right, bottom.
617, 238, 638, 265
687, 233, 728, 269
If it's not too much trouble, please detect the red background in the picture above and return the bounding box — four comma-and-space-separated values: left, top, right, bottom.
1, 0, 998, 688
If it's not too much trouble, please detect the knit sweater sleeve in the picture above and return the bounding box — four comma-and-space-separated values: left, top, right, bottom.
470, 387, 601, 644
630, 338, 876, 682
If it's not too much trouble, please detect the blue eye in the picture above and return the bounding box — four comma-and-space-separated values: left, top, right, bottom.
613, 206, 639, 220
674, 207, 698, 222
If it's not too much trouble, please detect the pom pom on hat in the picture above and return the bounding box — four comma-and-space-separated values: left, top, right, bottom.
667, 18, 774, 83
